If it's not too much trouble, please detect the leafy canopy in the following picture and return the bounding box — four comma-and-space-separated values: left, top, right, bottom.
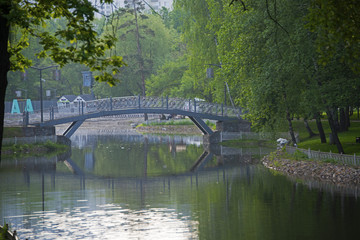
6, 0, 125, 86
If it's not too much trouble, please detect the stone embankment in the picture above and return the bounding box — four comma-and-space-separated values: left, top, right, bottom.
262, 151, 360, 186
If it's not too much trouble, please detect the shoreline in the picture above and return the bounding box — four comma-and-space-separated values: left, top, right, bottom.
135, 125, 202, 135
262, 151, 360, 187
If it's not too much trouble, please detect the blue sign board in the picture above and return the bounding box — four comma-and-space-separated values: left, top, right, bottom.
82, 71, 93, 87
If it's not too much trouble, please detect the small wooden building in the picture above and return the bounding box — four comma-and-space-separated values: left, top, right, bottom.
57, 94, 95, 113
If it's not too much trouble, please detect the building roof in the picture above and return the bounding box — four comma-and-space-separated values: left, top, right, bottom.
78, 94, 96, 101
58, 95, 77, 102
58, 94, 95, 103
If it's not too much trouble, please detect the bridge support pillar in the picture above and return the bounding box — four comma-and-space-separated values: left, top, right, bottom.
216, 120, 251, 132
203, 131, 221, 145
203, 120, 251, 147
63, 120, 85, 138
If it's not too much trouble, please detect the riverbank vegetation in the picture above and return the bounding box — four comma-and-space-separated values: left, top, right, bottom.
221, 119, 360, 155
1, 127, 70, 159
262, 150, 360, 186
290, 120, 360, 155
1, 141, 69, 159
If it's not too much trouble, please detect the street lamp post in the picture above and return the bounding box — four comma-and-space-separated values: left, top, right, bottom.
30, 65, 58, 122
205, 63, 227, 104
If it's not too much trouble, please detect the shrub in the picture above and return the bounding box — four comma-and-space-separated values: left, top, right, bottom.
292, 150, 309, 161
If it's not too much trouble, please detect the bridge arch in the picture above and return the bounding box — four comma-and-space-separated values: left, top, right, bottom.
35, 96, 248, 138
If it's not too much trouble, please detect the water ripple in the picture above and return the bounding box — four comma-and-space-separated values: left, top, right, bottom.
8, 204, 198, 240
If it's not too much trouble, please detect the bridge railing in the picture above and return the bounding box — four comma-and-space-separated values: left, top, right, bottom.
22, 96, 243, 124
83, 96, 242, 117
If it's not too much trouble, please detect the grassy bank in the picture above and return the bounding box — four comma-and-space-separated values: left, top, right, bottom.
286, 120, 360, 155
2, 127, 70, 159
220, 119, 360, 155
2, 127, 24, 138
1, 141, 69, 159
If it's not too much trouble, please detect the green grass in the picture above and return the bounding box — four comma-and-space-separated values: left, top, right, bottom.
1, 141, 69, 159
0, 222, 8, 240
275, 150, 346, 166
278, 120, 360, 155
2, 127, 24, 138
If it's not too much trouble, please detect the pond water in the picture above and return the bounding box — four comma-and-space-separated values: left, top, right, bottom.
1, 133, 360, 240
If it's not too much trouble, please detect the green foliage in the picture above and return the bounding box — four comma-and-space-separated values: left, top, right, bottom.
321, 158, 338, 164
2, 127, 24, 138
173, 0, 360, 153
93, 6, 176, 97
305, 0, 360, 73
173, 0, 221, 101
6, 0, 125, 88
0, 222, 7, 240
272, 160, 281, 168
292, 150, 309, 161
1, 141, 69, 159
146, 56, 188, 97
267, 151, 278, 162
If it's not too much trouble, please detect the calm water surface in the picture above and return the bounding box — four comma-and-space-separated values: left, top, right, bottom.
1, 133, 360, 240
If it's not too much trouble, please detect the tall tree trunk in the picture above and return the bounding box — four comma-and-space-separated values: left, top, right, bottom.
304, 118, 316, 138
332, 108, 340, 131
345, 106, 350, 128
315, 112, 326, 143
326, 108, 345, 154
339, 108, 348, 131
0, 2, 11, 160
286, 110, 297, 145
132, 0, 147, 121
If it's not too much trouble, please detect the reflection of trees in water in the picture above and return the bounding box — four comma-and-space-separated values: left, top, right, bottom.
69, 134, 204, 178
3, 160, 360, 239
69, 133, 276, 179
71, 134, 202, 149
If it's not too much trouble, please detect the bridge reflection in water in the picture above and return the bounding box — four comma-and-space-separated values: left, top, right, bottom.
62, 133, 271, 177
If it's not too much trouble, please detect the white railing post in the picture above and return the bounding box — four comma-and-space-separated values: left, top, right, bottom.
354, 153, 356, 165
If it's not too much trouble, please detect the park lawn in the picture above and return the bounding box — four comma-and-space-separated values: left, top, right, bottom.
290, 120, 360, 155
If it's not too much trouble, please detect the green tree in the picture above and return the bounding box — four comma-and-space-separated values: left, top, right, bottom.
0, 0, 125, 157
146, 56, 188, 97
173, 0, 220, 102
6, 18, 92, 100
93, 6, 174, 98
306, 0, 360, 73
188, 0, 358, 153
